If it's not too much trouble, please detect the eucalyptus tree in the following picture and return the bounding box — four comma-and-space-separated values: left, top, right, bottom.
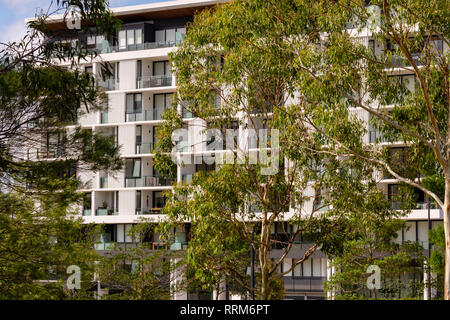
157, 0, 397, 299
0, 0, 122, 194
0, 0, 122, 298
264, 0, 450, 298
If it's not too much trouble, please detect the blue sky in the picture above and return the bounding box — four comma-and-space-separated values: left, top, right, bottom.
0, 0, 173, 43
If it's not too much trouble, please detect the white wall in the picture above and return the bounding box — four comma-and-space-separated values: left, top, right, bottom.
119, 59, 137, 90
108, 92, 125, 123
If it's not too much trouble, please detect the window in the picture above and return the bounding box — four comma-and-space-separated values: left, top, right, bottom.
136, 125, 142, 145
137, 60, 142, 79
153, 93, 173, 120
388, 184, 400, 209
388, 74, 416, 93
135, 29, 142, 44
126, 93, 142, 114
127, 29, 134, 46
119, 30, 126, 49
153, 61, 171, 76
195, 160, 215, 173
136, 190, 141, 213
126, 158, 141, 177
368, 39, 375, 53
115, 191, 119, 213
86, 34, 105, 50
119, 28, 143, 49
153, 191, 166, 208
155, 27, 186, 44
83, 193, 92, 216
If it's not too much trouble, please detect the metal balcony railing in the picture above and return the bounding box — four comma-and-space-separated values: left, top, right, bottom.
99, 40, 182, 54
135, 207, 164, 215
98, 78, 119, 91
283, 277, 326, 293
95, 208, 113, 216
125, 175, 175, 188
136, 75, 172, 88
126, 110, 154, 122
136, 142, 155, 154
27, 147, 66, 160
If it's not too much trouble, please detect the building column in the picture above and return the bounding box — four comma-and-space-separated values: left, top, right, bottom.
170, 258, 187, 300
326, 259, 335, 300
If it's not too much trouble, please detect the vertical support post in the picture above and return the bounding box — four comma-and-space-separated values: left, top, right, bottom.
427, 197, 432, 300
251, 230, 255, 300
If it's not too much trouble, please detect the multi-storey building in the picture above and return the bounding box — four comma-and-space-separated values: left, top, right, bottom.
30, 0, 446, 300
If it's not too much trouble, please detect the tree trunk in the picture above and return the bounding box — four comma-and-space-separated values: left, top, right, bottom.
259, 215, 270, 300
444, 177, 450, 300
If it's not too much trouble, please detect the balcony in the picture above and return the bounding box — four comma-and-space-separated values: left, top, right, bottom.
136, 143, 155, 154
125, 175, 175, 188
89, 40, 182, 55
94, 242, 116, 250
82, 209, 92, 216
126, 111, 155, 122
135, 208, 164, 215
27, 147, 65, 160
283, 277, 326, 293
136, 75, 172, 89
98, 78, 119, 91
95, 207, 113, 216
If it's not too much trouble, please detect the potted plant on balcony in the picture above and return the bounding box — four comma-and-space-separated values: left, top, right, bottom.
97, 201, 109, 216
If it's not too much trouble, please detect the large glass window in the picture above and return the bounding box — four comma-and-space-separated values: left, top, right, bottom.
155, 27, 186, 44
135, 29, 142, 44
119, 30, 126, 49
153, 61, 170, 76
127, 29, 134, 46
166, 29, 176, 43
154, 93, 173, 120
136, 125, 142, 145
155, 30, 165, 43
126, 158, 141, 177
119, 28, 143, 49
136, 190, 141, 212
126, 93, 142, 114
153, 191, 166, 208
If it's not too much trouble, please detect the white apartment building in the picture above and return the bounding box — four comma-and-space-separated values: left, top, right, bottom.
32, 0, 446, 300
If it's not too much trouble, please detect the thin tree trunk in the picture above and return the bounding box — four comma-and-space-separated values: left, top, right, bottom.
259, 214, 270, 300
444, 176, 450, 300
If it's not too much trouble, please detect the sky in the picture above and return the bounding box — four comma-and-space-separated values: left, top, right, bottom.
0, 0, 173, 43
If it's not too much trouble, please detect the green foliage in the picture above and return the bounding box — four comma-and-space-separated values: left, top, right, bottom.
97, 222, 185, 300
0, 192, 101, 299
159, 0, 419, 300
0, 0, 122, 299
324, 211, 425, 300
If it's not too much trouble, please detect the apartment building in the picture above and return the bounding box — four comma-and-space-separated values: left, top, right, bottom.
32, 0, 446, 300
